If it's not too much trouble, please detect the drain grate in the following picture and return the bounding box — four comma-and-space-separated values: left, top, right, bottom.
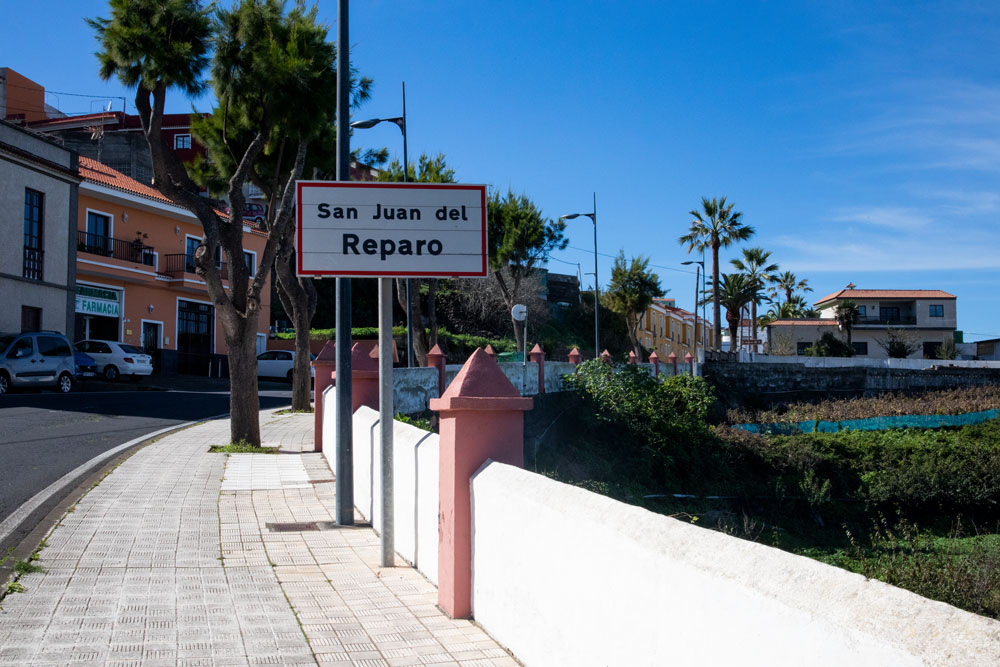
265, 521, 372, 532
266, 522, 318, 532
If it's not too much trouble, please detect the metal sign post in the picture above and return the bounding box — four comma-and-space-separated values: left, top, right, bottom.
296, 181, 487, 567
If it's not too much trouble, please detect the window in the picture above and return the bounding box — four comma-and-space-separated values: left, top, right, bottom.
243, 251, 255, 276
797, 342, 812, 356
37, 336, 71, 357
85, 211, 112, 256
851, 342, 868, 356
23, 189, 43, 280
174, 134, 192, 150
858, 305, 866, 317
929, 304, 944, 318
7, 337, 33, 359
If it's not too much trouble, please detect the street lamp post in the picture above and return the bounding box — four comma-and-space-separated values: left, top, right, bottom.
350, 82, 415, 367
559, 193, 599, 358
682, 259, 705, 362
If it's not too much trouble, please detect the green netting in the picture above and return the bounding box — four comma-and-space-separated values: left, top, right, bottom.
735, 409, 1000, 435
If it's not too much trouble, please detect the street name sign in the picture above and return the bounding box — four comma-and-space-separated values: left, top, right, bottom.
296, 181, 487, 277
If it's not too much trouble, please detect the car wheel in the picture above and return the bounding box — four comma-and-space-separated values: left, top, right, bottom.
104, 365, 120, 381
0, 372, 9, 395
58, 373, 73, 393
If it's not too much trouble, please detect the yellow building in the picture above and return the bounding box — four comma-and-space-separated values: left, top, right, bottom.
638, 298, 713, 361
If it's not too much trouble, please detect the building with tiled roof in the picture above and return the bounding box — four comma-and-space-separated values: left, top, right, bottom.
638, 299, 714, 361
75, 157, 271, 375
766, 286, 959, 358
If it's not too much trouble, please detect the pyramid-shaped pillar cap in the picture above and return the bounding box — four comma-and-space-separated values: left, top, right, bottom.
529, 344, 544, 358
430, 348, 532, 413
649, 351, 659, 362
312, 340, 337, 367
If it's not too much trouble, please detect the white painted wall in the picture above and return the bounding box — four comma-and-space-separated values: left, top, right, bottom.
471, 462, 1000, 667
322, 401, 440, 584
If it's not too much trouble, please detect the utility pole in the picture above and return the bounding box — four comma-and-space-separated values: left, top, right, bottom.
334, 0, 354, 525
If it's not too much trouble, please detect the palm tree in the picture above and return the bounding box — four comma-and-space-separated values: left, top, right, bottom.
679, 197, 755, 350
714, 273, 754, 352
769, 271, 812, 307
730, 248, 778, 354
834, 299, 861, 352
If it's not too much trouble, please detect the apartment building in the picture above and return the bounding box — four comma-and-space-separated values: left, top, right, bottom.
0, 119, 79, 334
766, 288, 957, 358
75, 157, 271, 374
638, 298, 713, 361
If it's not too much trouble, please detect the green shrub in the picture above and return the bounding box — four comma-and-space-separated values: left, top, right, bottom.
805, 332, 853, 357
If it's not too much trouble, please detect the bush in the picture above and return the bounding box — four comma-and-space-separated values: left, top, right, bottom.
805, 332, 854, 357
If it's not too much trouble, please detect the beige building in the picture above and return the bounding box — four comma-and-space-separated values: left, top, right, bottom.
0, 119, 80, 334
767, 288, 957, 358
637, 298, 714, 361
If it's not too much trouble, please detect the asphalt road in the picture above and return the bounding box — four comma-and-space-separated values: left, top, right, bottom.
0, 385, 292, 553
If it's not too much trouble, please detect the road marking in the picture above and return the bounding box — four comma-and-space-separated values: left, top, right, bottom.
0, 414, 226, 546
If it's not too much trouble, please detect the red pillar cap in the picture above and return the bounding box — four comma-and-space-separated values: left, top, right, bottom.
600, 349, 611, 357
427, 344, 445, 357
569, 347, 581, 355
667, 351, 677, 361
430, 348, 532, 411
312, 340, 337, 366
529, 344, 544, 356
649, 351, 659, 362
684, 352, 693, 362
484, 344, 496, 356
351, 342, 378, 371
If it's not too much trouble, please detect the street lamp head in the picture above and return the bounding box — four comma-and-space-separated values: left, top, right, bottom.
560, 212, 596, 223
559, 213, 581, 220
681, 260, 705, 267
350, 118, 382, 129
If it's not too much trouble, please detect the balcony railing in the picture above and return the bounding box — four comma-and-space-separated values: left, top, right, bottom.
78, 231, 155, 266
856, 315, 917, 326
160, 254, 228, 280
23, 244, 43, 281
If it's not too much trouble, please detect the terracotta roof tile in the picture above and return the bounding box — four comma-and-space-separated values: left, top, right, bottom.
78, 156, 268, 237
815, 289, 956, 305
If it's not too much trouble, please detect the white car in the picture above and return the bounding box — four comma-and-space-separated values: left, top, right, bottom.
256, 350, 315, 381
75, 339, 154, 381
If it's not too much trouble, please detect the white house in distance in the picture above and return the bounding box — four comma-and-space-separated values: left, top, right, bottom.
766, 287, 957, 359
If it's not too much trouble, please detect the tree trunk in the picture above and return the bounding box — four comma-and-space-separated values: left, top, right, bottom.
275, 239, 317, 411
726, 310, 739, 354
223, 310, 261, 446
627, 314, 641, 358
750, 300, 758, 353
427, 279, 439, 348
395, 278, 429, 366
712, 244, 722, 350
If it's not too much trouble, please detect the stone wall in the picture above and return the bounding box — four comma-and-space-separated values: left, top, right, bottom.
704, 361, 1000, 405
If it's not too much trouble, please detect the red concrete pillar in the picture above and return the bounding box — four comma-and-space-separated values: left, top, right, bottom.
483, 344, 496, 362
350, 343, 380, 411
668, 351, 678, 375
685, 352, 694, 376
430, 349, 533, 619
426, 344, 446, 396
649, 350, 660, 378
599, 349, 612, 364
311, 341, 337, 453
568, 347, 582, 365
528, 344, 545, 394
627, 350, 637, 364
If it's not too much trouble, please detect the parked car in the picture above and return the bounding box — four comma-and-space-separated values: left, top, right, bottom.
226, 202, 267, 225
0, 331, 76, 395
74, 350, 98, 379
75, 339, 154, 381
256, 350, 315, 381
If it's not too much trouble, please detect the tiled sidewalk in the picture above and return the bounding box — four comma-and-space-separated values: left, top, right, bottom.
0, 410, 517, 666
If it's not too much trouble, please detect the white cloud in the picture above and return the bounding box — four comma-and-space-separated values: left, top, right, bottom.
829, 206, 934, 230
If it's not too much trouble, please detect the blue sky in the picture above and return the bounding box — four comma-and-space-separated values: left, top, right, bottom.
5, 1, 1000, 339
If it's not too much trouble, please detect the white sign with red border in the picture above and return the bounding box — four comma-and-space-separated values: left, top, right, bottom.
296, 181, 487, 277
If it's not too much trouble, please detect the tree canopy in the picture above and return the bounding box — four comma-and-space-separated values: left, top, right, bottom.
606, 252, 664, 357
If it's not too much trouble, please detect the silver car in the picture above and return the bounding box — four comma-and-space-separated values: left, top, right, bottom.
0, 331, 76, 395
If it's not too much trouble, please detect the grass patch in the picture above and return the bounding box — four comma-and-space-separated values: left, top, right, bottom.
276, 408, 313, 415
209, 440, 279, 454
395, 412, 433, 432
13, 560, 45, 576
5, 582, 25, 594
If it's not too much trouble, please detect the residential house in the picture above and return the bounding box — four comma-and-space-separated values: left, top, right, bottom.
721, 318, 768, 353
637, 298, 713, 361
0, 119, 80, 334
75, 157, 271, 374
766, 288, 957, 358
